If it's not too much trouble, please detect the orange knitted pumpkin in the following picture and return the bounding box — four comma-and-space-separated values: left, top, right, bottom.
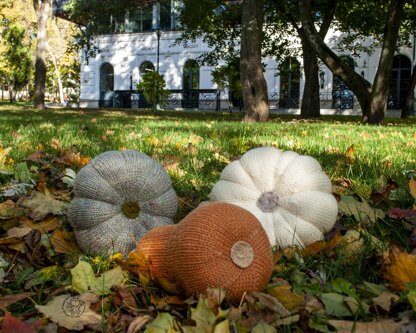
134, 202, 273, 302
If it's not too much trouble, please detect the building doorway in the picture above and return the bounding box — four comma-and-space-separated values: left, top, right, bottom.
389, 55, 411, 109
99, 63, 114, 107
183, 59, 199, 108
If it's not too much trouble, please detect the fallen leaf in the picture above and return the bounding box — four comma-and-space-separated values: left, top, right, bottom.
410, 178, 416, 200
338, 195, 385, 223
302, 231, 342, 257
51, 138, 61, 150
372, 291, 399, 312
21, 216, 61, 234
384, 246, 416, 291
0, 293, 32, 310
388, 208, 416, 224
251, 321, 277, 333
1, 312, 36, 333
0, 200, 26, 220
19, 191, 68, 221
328, 319, 408, 333
50, 229, 80, 254
345, 144, 355, 164
145, 312, 177, 333
320, 293, 352, 317
35, 293, 102, 331
127, 315, 152, 333
71, 260, 125, 295
268, 283, 305, 313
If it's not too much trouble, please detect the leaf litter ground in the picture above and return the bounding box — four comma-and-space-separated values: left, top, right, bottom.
0, 112, 416, 332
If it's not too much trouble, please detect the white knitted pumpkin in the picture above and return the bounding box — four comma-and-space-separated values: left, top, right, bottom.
209, 147, 337, 248
68, 150, 178, 256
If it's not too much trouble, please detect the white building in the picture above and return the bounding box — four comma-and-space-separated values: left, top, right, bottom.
54, 0, 415, 114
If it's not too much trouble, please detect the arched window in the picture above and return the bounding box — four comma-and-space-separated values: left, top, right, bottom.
389, 55, 411, 109
139, 61, 155, 77
100, 63, 114, 92
279, 57, 300, 108
332, 55, 354, 109
183, 59, 200, 108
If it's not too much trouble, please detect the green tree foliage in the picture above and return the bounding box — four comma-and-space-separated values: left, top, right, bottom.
0, 23, 33, 101
136, 71, 170, 111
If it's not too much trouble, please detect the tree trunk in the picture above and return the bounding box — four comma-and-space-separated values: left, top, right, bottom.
47, 43, 65, 104
369, 0, 404, 124
240, 0, 269, 122
401, 63, 416, 119
33, 0, 51, 110
298, 0, 373, 120
300, 36, 320, 118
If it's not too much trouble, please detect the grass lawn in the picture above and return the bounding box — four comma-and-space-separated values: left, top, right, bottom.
0, 103, 416, 331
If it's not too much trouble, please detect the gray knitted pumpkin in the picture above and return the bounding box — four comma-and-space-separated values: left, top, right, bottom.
68, 150, 178, 256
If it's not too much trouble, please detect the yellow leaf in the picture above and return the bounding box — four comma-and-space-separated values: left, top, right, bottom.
268, 283, 305, 313
345, 144, 355, 164
384, 246, 416, 291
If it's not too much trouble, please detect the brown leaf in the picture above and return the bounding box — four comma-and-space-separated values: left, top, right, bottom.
25, 150, 47, 163
0, 200, 26, 220
384, 246, 416, 291
370, 179, 398, 205
410, 178, 416, 200
328, 319, 408, 333
50, 229, 80, 254
302, 231, 342, 257
51, 138, 61, 150
127, 315, 152, 333
345, 144, 355, 164
245, 292, 291, 318
19, 191, 68, 221
20, 216, 61, 234
0, 293, 32, 311
1, 312, 36, 333
372, 291, 399, 312
388, 208, 416, 224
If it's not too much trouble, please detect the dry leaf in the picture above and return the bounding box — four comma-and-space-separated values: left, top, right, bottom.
0, 293, 32, 310
1, 312, 36, 333
127, 315, 152, 333
268, 283, 305, 313
50, 229, 80, 254
410, 178, 416, 200
384, 246, 416, 290
302, 231, 342, 257
51, 138, 61, 150
345, 144, 355, 164
328, 319, 408, 333
21, 216, 61, 234
0, 200, 26, 220
372, 291, 399, 312
35, 293, 102, 331
19, 191, 68, 221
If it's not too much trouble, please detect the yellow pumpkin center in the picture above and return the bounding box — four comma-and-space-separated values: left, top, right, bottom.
230, 241, 254, 268
257, 192, 279, 212
121, 202, 140, 219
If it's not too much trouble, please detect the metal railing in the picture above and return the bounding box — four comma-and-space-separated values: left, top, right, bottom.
98, 90, 415, 115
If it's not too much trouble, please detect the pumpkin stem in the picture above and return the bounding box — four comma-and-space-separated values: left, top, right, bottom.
121, 202, 140, 219
230, 241, 254, 268
257, 192, 279, 213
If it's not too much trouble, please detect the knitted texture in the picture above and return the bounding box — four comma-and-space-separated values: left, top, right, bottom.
135, 224, 176, 283
209, 147, 338, 248
167, 202, 273, 302
68, 150, 178, 256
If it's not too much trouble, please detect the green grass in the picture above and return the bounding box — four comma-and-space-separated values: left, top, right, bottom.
1, 105, 415, 209
1, 104, 416, 330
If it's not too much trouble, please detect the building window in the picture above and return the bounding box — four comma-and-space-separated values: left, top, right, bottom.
139, 61, 155, 77
332, 55, 354, 109
123, 5, 153, 33
389, 55, 411, 109
100, 63, 114, 92
279, 57, 300, 108
160, 0, 172, 30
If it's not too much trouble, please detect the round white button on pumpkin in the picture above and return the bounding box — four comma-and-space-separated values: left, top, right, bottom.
68, 150, 178, 256
209, 147, 338, 249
